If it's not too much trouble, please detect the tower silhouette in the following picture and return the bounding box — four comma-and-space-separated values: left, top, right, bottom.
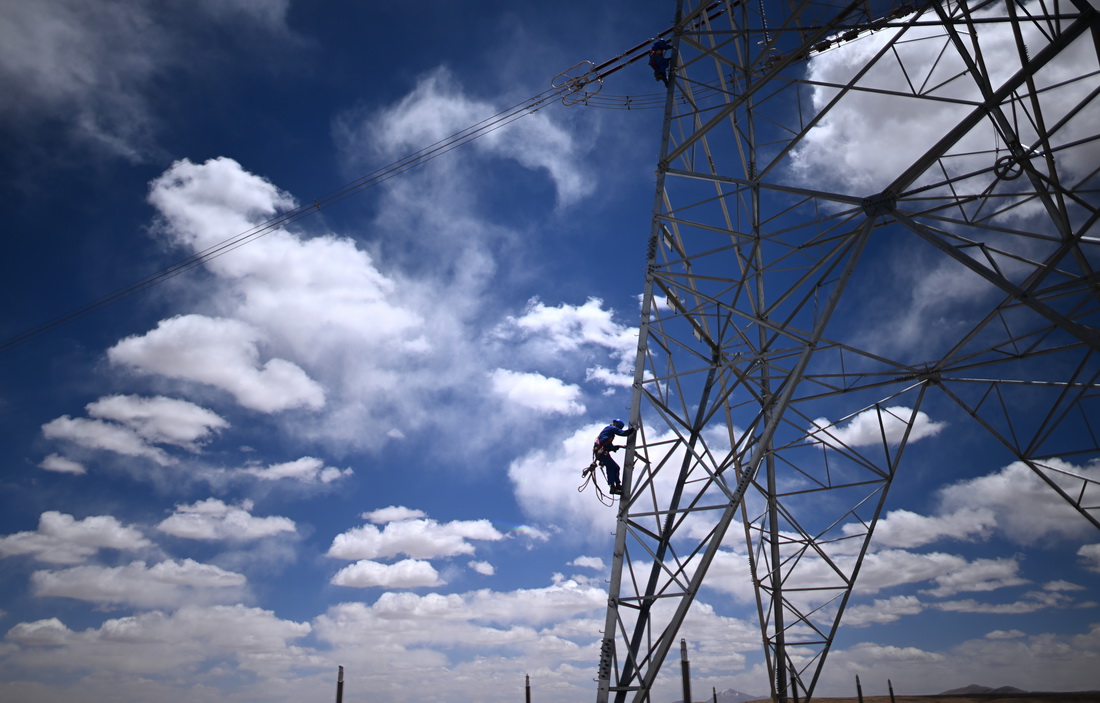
595, 0, 1100, 701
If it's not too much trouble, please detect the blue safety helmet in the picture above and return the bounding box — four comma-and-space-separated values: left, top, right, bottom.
611, 419, 625, 429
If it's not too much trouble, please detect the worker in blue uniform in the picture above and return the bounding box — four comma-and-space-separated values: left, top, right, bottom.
593, 419, 637, 495
648, 38, 674, 85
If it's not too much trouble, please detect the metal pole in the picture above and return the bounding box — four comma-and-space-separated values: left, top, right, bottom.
712, 687, 717, 703
855, 675, 863, 703
680, 638, 693, 703
526, 673, 531, 703
335, 666, 344, 703
889, 679, 896, 703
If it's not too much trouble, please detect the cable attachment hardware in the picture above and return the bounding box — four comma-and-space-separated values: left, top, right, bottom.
552, 61, 604, 106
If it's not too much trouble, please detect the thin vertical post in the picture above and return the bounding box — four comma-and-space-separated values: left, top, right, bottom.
680, 638, 692, 703
855, 675, 864, 703
889, 679, 896, 703
335, 666, 344, 703
526, 674, 531, 703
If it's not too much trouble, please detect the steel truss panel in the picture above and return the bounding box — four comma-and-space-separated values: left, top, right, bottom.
597, 1, 1100, 701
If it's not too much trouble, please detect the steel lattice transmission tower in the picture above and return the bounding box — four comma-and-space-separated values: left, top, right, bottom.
595, 0, 1100, 701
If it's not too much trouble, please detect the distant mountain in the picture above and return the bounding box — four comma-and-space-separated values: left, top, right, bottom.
671, 687, 763, 703
939, 683, 1029, 695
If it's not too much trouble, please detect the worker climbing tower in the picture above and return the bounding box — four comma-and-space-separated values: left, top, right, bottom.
596, 0, 1100, 701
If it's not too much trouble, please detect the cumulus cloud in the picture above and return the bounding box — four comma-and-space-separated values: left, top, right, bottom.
331, 559, 445, 588
4, 604, 311, 683
41, 415, 174, 466
852, 507, 997, 549
489, 369, 585, 415
790, 4, 1100, 196
937, 458, 1100, 546
86, 394, 228, 450
363, 506, 427, 523
157, 498, 296, 541
109, 314, 325, 413
809, 405, 946, 449
0, 511, 152, 564
844, 595, 924, 627
241, 456, 352, 484
494, 297, 637, 387
327, 517, 504, 561
468, 560, 495, 576
31, 559, 247, 608
37, 454, 86, 475
570, 556, 605, 571
1079, 543, 1100, 573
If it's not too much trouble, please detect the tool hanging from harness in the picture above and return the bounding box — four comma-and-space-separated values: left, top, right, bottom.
579, 445, 616, 505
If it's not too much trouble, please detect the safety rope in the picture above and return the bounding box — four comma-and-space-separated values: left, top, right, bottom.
579, 457, 616, 506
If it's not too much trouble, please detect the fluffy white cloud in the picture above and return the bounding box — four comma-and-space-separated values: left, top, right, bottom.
86, 394, 227, 450
157, 498, 296, 541
569, 556, 605, 570
241, 456, 352, 483
495, 298, 637, 386
327, 517, 504, 561
109, 314, 325, 413
331, 559, 444, 588
38, 453, 86, 475
342, 67, 593, 206
468, 560, 495, 576
919, 557, 1029, 598
809, 405, 946, 448
4, 604, 312, 684
0, 511, 152, 564
1079, 543, 1100, 573
41, 415, 173, 466
363, 506, 427, 523
937, 458, 1100, 545
850, 507, 997, 548
489, 369, 585, 415
31, 559, 247, 608
844, 595, 924, 627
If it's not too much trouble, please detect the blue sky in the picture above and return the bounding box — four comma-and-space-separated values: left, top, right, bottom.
1, 2, 1098, 702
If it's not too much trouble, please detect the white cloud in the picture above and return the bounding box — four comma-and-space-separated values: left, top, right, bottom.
844, 595, 924, 627
0, 511, 152, 564
809, 405, 946, 448
41, 415, 174, 466
569, 556, 605, 571
852, 507, 996, 549
489, 369, 585, 415
790, 5, 1100, 197
363, 506, 427, 523
327, 517, 504, 561
938, 458, 1100, 545
86, 394, 227, 450
468, 560, 495, 576
38, 454, 86, 475
342, 67, 593, 206
109, 314, 325, 413
241, 456, 352, 483
331, 559, 444, 588
495, 297, 637, 379
3, 604, 312, 685
31, 559, 247, 608
157, 498, 296, 541
1078, 543, 1100, 573
920, 557, 1029, 598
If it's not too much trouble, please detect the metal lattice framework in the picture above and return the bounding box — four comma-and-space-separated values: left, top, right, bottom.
596, 0, 1100, 701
